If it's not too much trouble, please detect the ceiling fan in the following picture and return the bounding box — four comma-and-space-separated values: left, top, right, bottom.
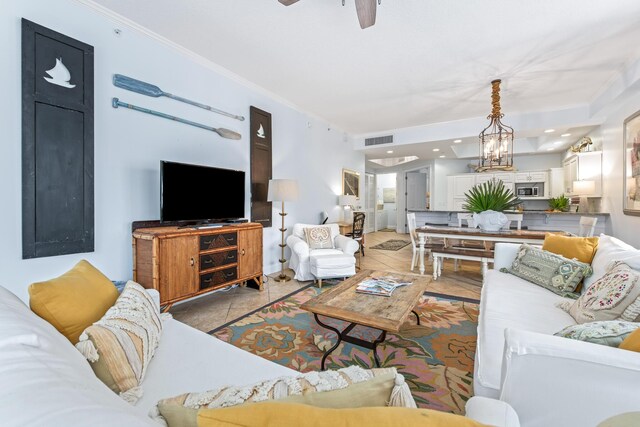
278, 0, 380, 29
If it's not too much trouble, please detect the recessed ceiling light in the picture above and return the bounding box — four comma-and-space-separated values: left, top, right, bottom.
453, 139, 462, 143
433, 148, 440, 152
546, 148, 554, 151
561, 133, 571, 137
386, 150, 393, 154
439, 155, 446, 158
544, 129, 555, 133
553, 141, 562, 145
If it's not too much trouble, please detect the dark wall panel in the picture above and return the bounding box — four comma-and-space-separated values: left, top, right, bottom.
22, 19, 94, 259
250, 107, 272, 228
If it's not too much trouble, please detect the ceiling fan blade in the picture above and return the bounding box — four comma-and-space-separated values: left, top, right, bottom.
355, 0, 376, 29
278, 0, 300, 5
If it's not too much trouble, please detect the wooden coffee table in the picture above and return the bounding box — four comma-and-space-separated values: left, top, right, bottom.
300, 270, 430, 370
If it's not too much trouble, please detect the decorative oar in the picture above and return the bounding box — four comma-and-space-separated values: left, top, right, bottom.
112, 98, 241, 140
113, 74, 245, 121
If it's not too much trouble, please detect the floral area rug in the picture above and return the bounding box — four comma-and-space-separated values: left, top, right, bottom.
369, 239, 411, 251
210, 284, 479, 414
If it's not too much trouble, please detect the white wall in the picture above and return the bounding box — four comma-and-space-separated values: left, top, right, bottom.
0, 0, 364, 301
587, 92, 640, 248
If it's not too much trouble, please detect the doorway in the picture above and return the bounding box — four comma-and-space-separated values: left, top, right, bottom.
375, 173, 397, 231
364, 173, 375, 233
403, 168, 430, 232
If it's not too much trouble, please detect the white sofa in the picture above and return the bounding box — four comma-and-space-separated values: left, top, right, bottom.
0, 283, 518, 426
286, 223, 359, 282
476, 241, 640, 427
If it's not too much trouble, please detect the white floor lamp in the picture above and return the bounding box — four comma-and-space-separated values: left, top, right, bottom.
268, 179, 299, 282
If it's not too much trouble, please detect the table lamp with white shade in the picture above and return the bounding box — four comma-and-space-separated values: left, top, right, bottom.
338, 194, 357, 223
573, 180, 595, 213
268, 179, 299, 282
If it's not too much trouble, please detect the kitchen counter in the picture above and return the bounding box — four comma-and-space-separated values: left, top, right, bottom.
408, 209, 609, 215
407, 210, 611, 236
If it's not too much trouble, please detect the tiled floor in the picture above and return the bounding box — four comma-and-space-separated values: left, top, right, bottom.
170, 230, 483, 332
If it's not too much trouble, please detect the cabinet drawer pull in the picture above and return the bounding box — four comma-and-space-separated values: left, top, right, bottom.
202, 239, 213, 245
241, 249, 246, 256
203, 278, 212, 283
190, 257, 195, 266
225, 271, 235, 278
203, 259, 212, 264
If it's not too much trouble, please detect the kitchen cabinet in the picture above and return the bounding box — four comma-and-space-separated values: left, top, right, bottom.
549, 168, 565, 198
446, 169, 554, 209
452, 175, 476, 198
515, 171, 548, 183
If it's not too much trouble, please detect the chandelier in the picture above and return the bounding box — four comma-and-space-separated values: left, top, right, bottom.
477, 79, 514, 172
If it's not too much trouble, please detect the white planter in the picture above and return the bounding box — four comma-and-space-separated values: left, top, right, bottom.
473, 210, 508, 232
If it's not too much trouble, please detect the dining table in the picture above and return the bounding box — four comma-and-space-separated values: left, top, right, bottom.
415, 225, 568, 276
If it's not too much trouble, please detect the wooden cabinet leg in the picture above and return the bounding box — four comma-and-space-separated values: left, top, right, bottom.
161, 302, 173, 313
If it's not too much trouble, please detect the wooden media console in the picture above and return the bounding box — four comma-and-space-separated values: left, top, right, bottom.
132, 222, 263, 311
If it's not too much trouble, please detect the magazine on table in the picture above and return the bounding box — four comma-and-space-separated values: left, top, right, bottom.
355, 276, 413, 297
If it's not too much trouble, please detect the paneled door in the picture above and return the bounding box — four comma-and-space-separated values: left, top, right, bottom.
158, 236, 199, 303
406, 172, 428, 210
238, 227, 263, 279
364, 173, 375, 233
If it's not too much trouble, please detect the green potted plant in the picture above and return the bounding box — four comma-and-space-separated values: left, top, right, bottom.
547, 194, 570, 212
463, 178, 522, 231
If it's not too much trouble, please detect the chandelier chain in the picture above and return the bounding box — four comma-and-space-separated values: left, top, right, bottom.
490, 79, 503, 119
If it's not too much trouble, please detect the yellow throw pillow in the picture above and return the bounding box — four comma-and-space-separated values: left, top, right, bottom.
197, 402, 488, 427
542, 234, 599, 264
29, 260, 119, 344
619, 328, 640, 352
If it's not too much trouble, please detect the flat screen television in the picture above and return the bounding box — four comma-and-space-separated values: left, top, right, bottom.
161, 161, 245, 223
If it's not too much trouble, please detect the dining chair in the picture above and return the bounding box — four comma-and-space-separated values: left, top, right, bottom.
346, 212, 365, 267
407, 214, 449, 272
457, 212, 475, 228
407, 213, 421, 271
452, 213, 483, 257
503, 213, 523, 230
578, 216, 598, 237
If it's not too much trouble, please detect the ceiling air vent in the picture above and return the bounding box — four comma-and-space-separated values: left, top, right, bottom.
365, 135, 393, 146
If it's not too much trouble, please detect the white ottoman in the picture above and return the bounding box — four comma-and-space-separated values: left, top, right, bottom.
309, 253, 356, 288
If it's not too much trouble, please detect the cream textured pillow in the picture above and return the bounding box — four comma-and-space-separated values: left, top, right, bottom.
304, 226, 334, 249
75, 281, 163, 404
584, 234, 640, 289
557, 262, 640, 324
152, 366, 416, 427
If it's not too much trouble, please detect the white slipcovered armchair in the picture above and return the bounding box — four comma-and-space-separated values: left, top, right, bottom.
286, 223, 359, 283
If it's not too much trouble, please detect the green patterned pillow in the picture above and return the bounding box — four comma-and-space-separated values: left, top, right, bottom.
554, 321, 640, 347
500, 244, 592, 297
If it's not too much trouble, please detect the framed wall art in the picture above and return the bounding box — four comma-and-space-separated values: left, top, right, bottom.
342, 168, 360, 198
623, 109, 640, 216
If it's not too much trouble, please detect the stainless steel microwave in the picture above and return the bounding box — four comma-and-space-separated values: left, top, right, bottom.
517, 187, 539, 197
